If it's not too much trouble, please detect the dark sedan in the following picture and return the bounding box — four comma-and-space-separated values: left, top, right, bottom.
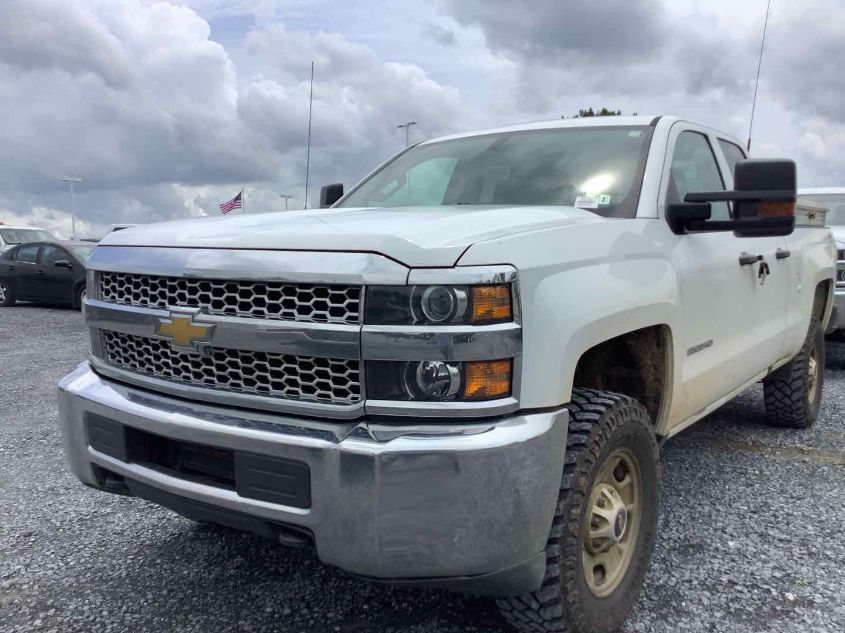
0, 241, 95, 309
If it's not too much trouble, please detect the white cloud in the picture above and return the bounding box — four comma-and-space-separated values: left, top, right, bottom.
1, 0, 845, 230
0, 205, 98, 240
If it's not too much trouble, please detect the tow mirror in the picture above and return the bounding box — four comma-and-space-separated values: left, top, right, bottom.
666, 202, 712, 235
670, 159, 796, 238
319, 183, 344, 208
54, 259, 73, 270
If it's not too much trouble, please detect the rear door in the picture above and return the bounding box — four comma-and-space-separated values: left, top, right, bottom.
714, 136, 792, 362
662, 125, 788, 426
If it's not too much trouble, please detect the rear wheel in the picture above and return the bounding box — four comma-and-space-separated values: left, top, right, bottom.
72, 285, 86, 311
763, 317, 824, 428
497, 388, 660, 633
0, 281, 15, 307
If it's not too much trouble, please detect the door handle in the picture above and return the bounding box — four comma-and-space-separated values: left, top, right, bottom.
775, 248, 791, 260
739, 252, 763, 266
35, 270, 45, 275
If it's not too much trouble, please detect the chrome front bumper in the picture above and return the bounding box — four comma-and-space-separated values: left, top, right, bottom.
58, 362, 568, 595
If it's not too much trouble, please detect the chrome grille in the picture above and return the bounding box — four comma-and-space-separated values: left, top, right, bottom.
101, 331, 361, 404
98, 272, 361, 324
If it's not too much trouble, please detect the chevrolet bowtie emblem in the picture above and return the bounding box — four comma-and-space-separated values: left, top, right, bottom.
155, 311, 215, 353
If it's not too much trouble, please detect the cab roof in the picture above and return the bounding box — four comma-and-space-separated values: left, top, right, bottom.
420, 115, 742, 149
421, 115, 662, 145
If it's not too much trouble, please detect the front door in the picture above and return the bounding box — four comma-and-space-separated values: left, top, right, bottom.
38, 245, 77, 304
11, 244, 44, 301
663, 126, 788, 426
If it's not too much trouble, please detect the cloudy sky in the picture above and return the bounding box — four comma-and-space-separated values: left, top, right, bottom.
0, 0, 842, 237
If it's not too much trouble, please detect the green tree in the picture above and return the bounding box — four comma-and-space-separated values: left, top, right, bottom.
570, 107, 623, 118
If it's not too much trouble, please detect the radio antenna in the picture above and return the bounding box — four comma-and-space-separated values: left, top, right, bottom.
747, 0, 772, 152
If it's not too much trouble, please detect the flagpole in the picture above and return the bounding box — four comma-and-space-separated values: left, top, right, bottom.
304, 61, 315, 209
242, 188, 246, 214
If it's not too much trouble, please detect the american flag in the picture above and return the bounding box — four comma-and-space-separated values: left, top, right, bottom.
219, 190, 243, 214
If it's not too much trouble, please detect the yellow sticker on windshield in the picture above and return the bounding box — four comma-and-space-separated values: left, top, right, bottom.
599, 194, 611, 205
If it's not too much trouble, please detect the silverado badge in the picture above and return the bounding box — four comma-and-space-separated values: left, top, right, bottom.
155, 310, 215, 354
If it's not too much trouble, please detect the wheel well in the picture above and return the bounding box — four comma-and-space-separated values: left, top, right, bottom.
812, 280, 831, 323
572, 325, 671, 424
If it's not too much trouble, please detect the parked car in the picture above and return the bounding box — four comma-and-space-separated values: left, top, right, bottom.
58, 116, 835, 633
0, 241, 95, 308
799, 187, 845, 334
0, 224, 57, 253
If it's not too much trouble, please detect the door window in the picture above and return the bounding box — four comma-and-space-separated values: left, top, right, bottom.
718, 139, 746, 175
41, 245, 69, 266
15, 244, 40, 264
668, 132, 730, 220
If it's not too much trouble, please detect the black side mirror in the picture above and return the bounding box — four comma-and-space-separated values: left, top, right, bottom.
731, 159, 796, 237
319, 183, 344, 208
673, 159, 796, 238
54, 259, 73, 270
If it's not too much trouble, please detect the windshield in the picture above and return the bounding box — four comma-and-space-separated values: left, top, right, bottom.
798, 194, 845, 226
338, 126, 654, 218
71, 245, 95, 262
0, 228, 55, 244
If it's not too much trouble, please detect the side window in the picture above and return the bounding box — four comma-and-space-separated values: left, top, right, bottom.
379, 157, 458, 207
718, 139, 746, 176
668, 131, 730, 221
41, 245, 68, 266
15, 244, 40, 264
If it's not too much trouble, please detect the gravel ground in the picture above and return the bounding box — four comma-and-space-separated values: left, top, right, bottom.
1, 305, 844, 633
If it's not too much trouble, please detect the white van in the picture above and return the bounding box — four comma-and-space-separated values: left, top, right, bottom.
0, 225, 58, 253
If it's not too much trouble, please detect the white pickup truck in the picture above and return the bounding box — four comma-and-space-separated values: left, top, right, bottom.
58, 116, 835, 633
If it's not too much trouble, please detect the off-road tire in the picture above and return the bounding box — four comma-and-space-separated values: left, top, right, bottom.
497, 388, 660, 633
763, 317, 824, 428
72, 285, 86, 311
0, 282, 14, 307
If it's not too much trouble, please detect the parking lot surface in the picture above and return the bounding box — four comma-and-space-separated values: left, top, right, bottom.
1, 305, 844, 633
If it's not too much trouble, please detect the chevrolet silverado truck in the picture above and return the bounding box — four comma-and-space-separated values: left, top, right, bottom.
58, 116, 835, 633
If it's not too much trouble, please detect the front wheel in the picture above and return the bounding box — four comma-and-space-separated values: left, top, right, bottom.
0, 281, 15, 307
497, 388, 660, 633
763, 317, 824, 428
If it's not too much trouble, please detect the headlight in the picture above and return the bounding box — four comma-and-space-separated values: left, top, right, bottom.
367, 359, 512, 401
365, 284, 513, 325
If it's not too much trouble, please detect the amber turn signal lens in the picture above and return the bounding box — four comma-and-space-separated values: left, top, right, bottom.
462, 359, 512, 401
470, 285, 512, 323
757, 201, 795, 218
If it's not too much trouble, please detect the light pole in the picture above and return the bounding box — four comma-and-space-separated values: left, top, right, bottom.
61, 176, 82, 239
397, 121, 418, 147
279, 194, 294, 211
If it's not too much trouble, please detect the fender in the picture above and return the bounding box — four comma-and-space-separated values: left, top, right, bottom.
459, 219, 681, 413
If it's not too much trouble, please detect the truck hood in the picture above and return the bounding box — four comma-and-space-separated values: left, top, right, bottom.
101, 205, 602, 267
